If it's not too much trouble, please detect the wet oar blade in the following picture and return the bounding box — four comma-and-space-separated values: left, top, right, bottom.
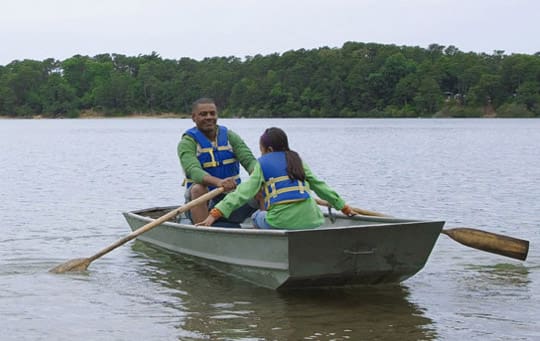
441, 228, 529, 261
49, 187, 225, 274
49, 258, 91, 274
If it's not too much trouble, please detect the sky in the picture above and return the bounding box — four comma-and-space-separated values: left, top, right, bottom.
1, 0, 539, 66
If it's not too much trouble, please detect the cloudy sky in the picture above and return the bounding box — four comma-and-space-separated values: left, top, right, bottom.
1, 0, 538, 65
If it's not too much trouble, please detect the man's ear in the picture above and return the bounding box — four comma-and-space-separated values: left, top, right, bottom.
268, 146, 274, 152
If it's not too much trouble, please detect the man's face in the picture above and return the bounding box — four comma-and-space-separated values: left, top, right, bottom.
192, 103, 218, 135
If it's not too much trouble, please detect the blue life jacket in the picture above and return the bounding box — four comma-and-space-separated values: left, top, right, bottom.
259, 151, 310, 209
183, 126, 240, 189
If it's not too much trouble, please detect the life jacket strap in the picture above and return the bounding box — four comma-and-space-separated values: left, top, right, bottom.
263, 176, 308, 208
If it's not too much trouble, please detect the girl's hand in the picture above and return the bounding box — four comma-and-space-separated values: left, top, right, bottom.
195, 208, 222, 227
195, 215, 217, 227
341, 205, 356, 216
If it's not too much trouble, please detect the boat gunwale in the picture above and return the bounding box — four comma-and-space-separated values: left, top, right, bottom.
124, 206, 444, 235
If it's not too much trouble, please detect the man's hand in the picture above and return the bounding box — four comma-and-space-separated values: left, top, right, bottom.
217, 177, 237, 192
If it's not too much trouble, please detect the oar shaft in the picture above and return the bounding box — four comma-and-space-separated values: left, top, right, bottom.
51, 187, 225, 273
315, 198, 388, 217
88, 207, 180, 262
89, 187, 224, 262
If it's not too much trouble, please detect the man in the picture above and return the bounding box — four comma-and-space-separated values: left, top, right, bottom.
178, 97, 257, 226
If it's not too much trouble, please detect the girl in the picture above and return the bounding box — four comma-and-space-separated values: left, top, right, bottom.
196, 127, 353, 229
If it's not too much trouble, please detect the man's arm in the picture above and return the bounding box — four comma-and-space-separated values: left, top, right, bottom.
178, 134, 208, 184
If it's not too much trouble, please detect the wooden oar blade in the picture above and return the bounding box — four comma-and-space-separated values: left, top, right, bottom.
441, 228, 529, 261
49, 257, 91, 274
49, 187, 226, 274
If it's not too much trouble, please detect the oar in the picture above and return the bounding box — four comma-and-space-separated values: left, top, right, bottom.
315, 198, 529, 261
50, 187, 225, 273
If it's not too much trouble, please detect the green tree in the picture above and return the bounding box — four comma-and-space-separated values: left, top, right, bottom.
414, 77, 442, 115
39, 73, 77, 117
469, 74, 505, 106
61, 55, 93, 99
394, 73, 420, 107
515, 81, 540, 114
4, 59, 47, 116
92, 70, 135, 114
0, 83, 16, 115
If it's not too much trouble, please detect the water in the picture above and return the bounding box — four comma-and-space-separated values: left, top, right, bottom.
1, 118, 539, 340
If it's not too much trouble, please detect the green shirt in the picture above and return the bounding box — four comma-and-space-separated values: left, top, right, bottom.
177, 126, 257, 184
215, 161, 347, 230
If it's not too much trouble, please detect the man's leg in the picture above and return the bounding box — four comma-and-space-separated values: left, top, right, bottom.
188, 184, 209, 224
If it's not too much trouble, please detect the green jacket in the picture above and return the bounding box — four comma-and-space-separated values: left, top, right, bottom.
177, 126, 257, 184
215, 162, 347, 230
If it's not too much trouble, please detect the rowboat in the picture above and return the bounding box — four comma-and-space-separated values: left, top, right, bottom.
122, 206, 445, 290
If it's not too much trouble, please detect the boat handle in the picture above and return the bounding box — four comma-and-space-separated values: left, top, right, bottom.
327, 206, 336, 223
344, 248, 376, 255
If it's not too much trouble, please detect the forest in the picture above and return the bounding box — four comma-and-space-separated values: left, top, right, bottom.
0, 42, 539, 118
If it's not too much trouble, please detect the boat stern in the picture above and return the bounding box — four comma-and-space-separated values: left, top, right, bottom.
279, 220, 444, 289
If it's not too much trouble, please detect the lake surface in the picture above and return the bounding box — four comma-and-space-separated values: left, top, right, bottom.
1, 118, 539, 340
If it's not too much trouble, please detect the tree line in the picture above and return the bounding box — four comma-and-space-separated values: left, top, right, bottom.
1, 42, 539, 118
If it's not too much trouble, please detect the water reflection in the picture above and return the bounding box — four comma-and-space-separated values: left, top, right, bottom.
452, 262, 532, 305
465, 263, 531, 287
131, 241, 436, 340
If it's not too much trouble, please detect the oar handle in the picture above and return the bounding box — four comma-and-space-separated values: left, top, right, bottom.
350, 206, 388, 217
88, 187, 225, 262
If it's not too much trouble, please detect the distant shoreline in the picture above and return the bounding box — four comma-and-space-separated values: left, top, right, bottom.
1, 112, 538, 120
0, 112, 191, 119
78, 112, 191, 119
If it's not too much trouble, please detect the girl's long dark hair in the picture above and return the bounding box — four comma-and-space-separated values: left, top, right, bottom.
260, 127, 306, 181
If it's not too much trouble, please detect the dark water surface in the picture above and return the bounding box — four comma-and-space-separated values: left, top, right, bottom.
1, 118, 539, 340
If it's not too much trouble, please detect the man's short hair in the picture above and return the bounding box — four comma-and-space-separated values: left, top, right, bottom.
192, 97, 215, 113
